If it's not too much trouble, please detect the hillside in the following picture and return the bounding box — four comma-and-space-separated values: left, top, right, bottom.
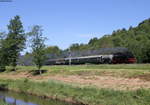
68, 19, 150, 63
20, 19, 150, 64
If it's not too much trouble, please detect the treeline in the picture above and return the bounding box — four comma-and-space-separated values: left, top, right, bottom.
67, 19, 150, 63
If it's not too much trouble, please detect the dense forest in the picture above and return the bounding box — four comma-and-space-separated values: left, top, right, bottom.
54, 18, 150, 63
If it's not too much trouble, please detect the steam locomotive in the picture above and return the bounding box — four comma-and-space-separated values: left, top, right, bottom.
45, 48, 136, 65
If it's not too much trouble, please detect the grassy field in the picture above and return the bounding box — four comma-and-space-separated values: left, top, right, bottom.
0, 64, 150, 105
13, 64, 150, 79
16, 64, 150, 71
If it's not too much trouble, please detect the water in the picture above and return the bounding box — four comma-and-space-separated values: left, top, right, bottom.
0, 91, 79, 105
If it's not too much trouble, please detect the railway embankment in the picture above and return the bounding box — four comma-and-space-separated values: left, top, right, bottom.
0, 64, 150, 105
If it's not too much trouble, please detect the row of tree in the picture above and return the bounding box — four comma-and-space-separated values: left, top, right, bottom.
0, 16, 46, 73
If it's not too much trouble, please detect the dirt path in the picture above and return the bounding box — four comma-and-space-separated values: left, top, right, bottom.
0, 72, 150, 90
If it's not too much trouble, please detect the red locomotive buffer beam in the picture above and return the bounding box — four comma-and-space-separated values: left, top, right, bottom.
128, 58, 136, 63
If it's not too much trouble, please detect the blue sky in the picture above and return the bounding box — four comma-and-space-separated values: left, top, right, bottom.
0, 0, 150, 50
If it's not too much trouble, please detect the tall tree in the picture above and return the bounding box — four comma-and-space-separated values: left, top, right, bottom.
30, 25, 46, 74
6, 15, 26, 70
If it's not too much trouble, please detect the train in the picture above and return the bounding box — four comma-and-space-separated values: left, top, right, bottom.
45, 48, 136, 65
